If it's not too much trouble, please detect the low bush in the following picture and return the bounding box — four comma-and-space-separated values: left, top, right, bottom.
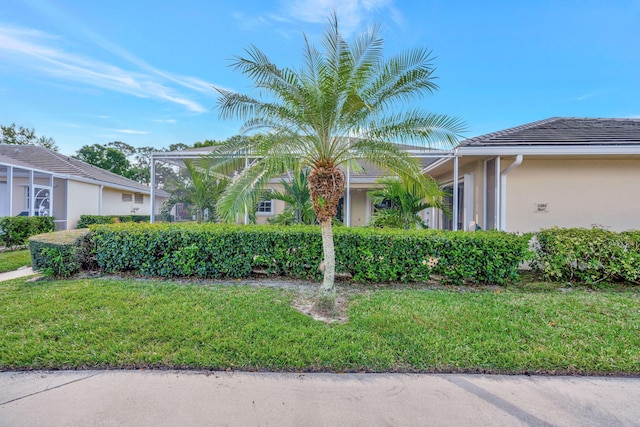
29, 229, 90, 278
76, 215, 150, 228
88, 223, 531, 284
0, 216, 55, 247
532, 227, 640, 284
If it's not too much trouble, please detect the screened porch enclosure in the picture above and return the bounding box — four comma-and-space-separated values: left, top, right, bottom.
0, 164, 68, 231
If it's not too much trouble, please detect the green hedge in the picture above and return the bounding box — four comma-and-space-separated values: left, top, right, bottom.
0, 216, 55, 247
76, 215, 150, 228
29, 229, 90, 278
87, 223, 531, 284
532, 227, 640, 284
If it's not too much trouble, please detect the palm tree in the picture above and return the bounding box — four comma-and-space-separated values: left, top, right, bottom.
368, 176, 445, 229
161, 160, 228, 223
214, 14, 465, 295
267, 169, 316, 225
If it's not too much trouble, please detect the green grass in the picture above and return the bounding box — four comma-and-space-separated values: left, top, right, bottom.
0, 250, 31, 273
1, 277, 638, 374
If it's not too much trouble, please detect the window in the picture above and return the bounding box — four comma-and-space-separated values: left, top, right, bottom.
374, 199, 393, 211
134, 193, 143, 204
256, 199, 273, 215
122, 193, 133, 202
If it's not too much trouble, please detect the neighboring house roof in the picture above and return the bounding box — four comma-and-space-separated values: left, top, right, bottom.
0, 144, 166, 195
459, 117, 640, 147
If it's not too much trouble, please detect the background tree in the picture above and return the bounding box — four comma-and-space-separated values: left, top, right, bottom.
368, 176, 446, 229
73, 144, 131, 176
214, 14, 465, 296
267, 169, 316, 225
1, 123, 58, 151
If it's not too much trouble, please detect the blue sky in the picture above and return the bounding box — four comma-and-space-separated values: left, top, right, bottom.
1, 0, 638, 155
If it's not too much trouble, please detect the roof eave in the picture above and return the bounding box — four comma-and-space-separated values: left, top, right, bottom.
0, 161, 163, 196
456, 145, 640, 156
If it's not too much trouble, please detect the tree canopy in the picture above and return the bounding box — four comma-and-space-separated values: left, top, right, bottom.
0, 123, 58, 151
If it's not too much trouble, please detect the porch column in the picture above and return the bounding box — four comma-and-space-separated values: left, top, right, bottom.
7, 166, 13, 216
29, 170, 34, 216
150, 157, 156, 223
452, 156, 459, 231
244, 155, 249, 225
345, 167, 351, 227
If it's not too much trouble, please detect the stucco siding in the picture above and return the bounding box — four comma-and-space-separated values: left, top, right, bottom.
102, 188, 157, 216
67, 180, 100, 228
348, 189, 368, 227
505, 159, 640, 232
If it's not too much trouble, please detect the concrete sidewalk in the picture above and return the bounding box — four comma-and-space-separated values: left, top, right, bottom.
0, 267, 36, 282
1, 371, 638, 426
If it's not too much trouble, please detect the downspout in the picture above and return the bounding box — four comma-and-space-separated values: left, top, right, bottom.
499, 154, 523, 231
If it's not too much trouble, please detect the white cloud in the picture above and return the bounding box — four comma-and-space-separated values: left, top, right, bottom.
0, 24, 211, 113
575, 91, 599, 101
282, 0, 401, 36
152, 119, 177, 124
234, 0, 402, 37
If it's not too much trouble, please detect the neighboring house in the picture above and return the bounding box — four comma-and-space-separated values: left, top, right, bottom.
0, 144, 168, 230
151, 145, 446, 227
424, 117, 640, 232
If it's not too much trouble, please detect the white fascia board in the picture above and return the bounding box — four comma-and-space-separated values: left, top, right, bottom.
457, 145, 640, 156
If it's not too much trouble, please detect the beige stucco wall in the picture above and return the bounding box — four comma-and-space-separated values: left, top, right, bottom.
348, 189, 369, 226
68, 184, 162, 228
102, 188, 161, 216
506, 158, 640, 232
67, 180, 100, 228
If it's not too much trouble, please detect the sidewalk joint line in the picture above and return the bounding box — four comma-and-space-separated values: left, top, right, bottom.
0, 373, 100, 406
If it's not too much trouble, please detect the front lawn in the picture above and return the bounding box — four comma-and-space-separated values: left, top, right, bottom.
0, 249, 31, 273
1, 277, 638, 374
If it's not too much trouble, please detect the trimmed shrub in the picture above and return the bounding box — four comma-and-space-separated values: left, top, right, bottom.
532, 227, 640, 284
88, 223, 531, 284
77, 215, 150, 228
0, 216, 55, 247
29, 229, 90, 278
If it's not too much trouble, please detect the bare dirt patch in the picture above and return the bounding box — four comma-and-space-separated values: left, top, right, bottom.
291, 292, 349, 324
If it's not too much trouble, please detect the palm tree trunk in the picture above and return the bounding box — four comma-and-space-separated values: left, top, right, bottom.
319, 218, 336, 294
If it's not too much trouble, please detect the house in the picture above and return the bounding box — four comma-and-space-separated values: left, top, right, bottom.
150, 145, 447, 227
0, 144, 168, 230
424, 117, 640, 232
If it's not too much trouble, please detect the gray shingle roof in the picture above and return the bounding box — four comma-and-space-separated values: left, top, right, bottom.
459, 117, 640, 147
0, 144, 157, 194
